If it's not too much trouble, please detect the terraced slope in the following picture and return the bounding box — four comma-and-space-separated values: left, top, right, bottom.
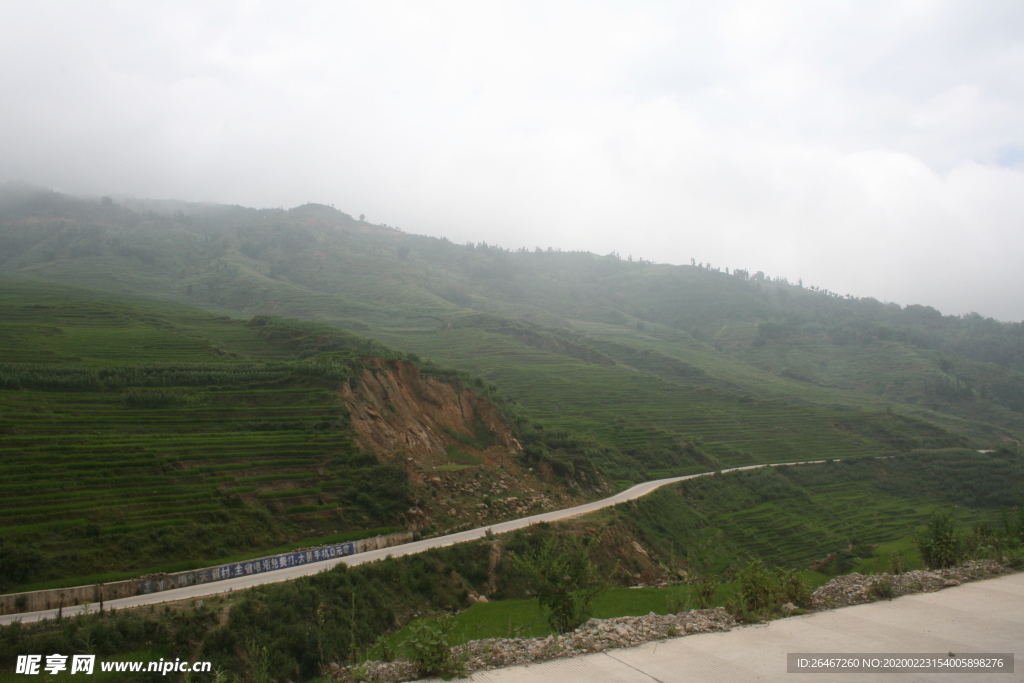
0, 281, 571, 592
383, 327, 966, 479
2, 189, 1018, 458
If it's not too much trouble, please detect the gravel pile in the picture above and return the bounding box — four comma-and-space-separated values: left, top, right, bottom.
335, 560, 1016, 682
809, 559, 1011, 609
336, 608, 735, 682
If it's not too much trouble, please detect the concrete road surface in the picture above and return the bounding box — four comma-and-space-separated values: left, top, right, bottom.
437, 571, 1024, 683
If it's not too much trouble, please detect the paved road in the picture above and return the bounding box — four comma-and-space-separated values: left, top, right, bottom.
439, 571, 1024, 683
1, 460, 825, 626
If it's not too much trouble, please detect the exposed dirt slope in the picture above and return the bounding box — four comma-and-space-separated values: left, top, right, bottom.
343, 359, 520, 467
342, 358, 581, 533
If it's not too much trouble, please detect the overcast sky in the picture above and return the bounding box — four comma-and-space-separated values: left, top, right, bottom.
2, 1, 1023, 321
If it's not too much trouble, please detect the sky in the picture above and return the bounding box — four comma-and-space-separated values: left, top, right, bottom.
2, 1, 1023, 321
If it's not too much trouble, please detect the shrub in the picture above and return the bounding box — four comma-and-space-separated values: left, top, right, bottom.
733, 560, 781, 615
915, 509, 963, 569
889, 552, 908, 575
514, 535, 607, 633
695, 575, 719, 609
726, 561, 808, 622
403, 615, 464, 679
777, 569, 811, 606
1006, 548, 1024, 570
869, 579, 896, 601
667, 587, 691, 614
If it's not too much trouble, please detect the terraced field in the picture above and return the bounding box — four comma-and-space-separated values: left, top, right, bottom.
0, 364, 415, 588
0, 281, 425, 591
616, 451, 1024, 577
383, 328, 965, 473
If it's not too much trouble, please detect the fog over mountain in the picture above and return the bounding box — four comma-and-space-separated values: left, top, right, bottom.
2, 1, 1022, 320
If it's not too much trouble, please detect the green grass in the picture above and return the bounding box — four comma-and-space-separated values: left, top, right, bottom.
376, 577, 825, 652
0, 282, 423, 591
445, 444, 482, 466
612, 451, 1022, 578
4, 193, 1022, 458
1, 211, 1018, 600
376, 450, 1021, 655
383, 327, 964, 473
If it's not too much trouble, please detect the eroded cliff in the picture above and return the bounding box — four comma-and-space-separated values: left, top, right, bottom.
342, 358, 582, 532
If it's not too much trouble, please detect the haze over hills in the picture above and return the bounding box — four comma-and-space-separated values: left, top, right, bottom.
2, 185, 1021, 454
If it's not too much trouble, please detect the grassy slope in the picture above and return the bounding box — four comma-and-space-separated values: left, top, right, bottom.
2, 192, 1022, 580
2, 192, 1019, 460
381, 327, 962, 471
0, 280, 431, 590
380, 449, 1024, 648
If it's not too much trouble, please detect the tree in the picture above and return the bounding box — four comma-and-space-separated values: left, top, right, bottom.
915, 509, 963, 569
515, 535, 607, 633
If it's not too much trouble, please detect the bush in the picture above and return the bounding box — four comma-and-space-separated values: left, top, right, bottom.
726, 560, 808, 623
869, 579, 896, 601
403, 615, 464, 679
889, 552, 908, 575
915, 509, 963, 569
514, 535, 607, 633
732, 560, 781, 616
695, 575, 718, 609
777, 568, 811, 605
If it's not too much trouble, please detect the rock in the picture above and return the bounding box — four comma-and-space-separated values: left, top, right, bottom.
781, 602, 797, 612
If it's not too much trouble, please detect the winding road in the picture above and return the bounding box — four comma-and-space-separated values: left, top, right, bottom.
1, 460, 827, 626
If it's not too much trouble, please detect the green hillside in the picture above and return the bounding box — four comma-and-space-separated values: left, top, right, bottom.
0, 280, 422, 589
1, 186, 1022, 592
3, 187, 1018, 459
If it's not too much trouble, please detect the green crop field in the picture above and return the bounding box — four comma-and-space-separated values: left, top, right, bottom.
615, 450, 1024, 577
2, 193, 1020, 488
0, 281, 431, 591
381, 327, 966, 473
0, 367, 409, 590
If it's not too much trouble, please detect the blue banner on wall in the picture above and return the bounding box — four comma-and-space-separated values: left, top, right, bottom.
139, 542, 356, 594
